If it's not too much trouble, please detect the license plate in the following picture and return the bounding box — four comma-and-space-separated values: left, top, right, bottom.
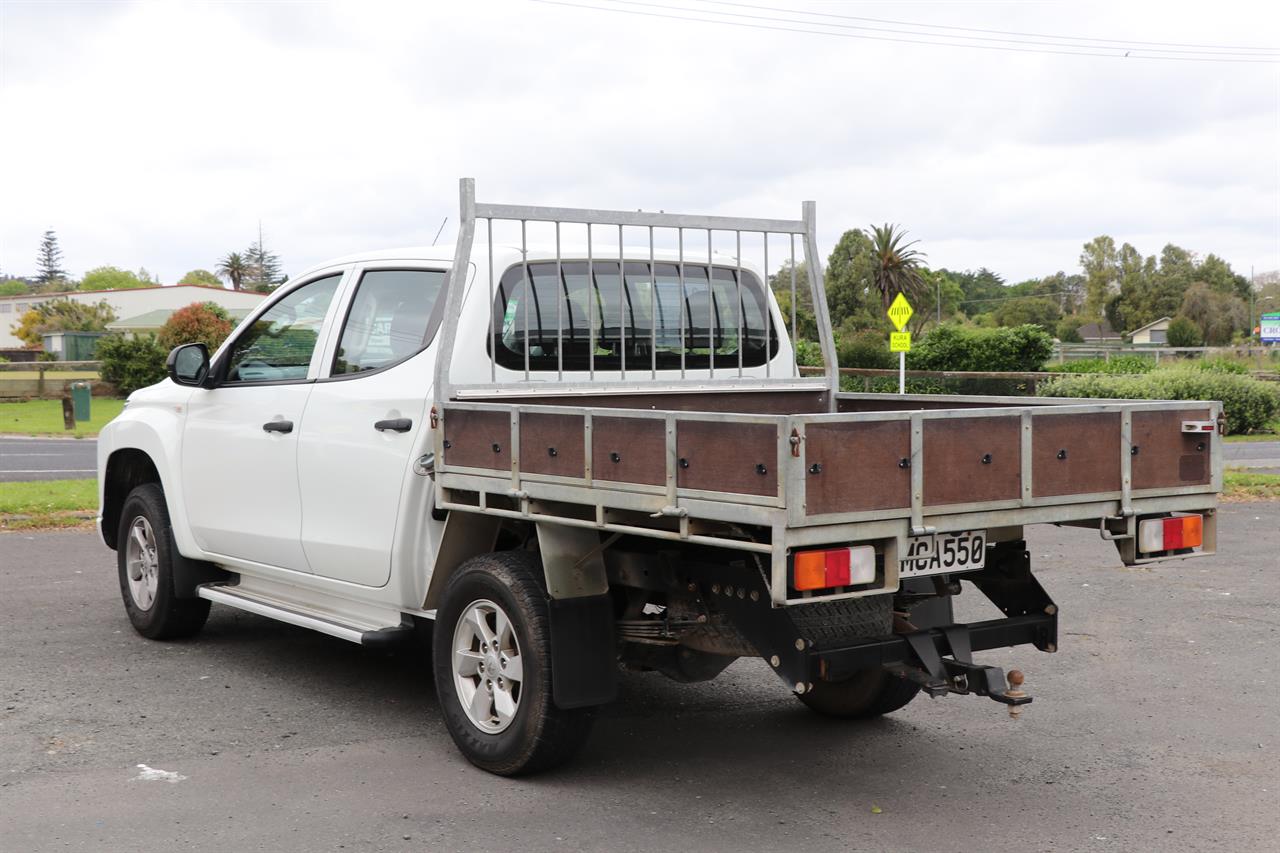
900, 530, 986, 578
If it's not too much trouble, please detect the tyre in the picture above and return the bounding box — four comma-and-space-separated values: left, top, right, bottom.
432, 551, 595, 776
117, 483, 211, 640
796, 583, 954, 719
798, 667, 921, 719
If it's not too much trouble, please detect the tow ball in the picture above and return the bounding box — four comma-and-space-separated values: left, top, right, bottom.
896, 629, 1034, 718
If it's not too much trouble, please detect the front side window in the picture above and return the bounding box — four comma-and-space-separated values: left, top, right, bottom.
331, 269, 446, 375
225, 274, 342, 382
491, 261, 778, 372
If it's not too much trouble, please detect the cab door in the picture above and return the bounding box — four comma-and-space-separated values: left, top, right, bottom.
296, 266, 448, 587
181, 271, 347, 571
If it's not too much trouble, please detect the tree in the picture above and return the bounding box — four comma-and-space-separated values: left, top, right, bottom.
0, 279, 29, 296
157, 302, 234, 353
80, 266, 146, 292
994, 296, 1062, 333
1056, 316, 1087, 343
769, 260, 818, 341
1079, 235, 1117, 318
244, 227, 283, 292
1179, 282, 1246, 345
11, 298, 116, 346
868, 223, 927, 311
823, 228, 879, 329
1166, 315, 1202, 347
34, 229, 68, 292
216, 252, 248, 291
178, 269, 223, 287
907, 269, 963, 334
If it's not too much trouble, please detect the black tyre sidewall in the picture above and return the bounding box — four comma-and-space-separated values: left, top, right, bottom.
432, 557, 558, 774
116, 483, 208, 640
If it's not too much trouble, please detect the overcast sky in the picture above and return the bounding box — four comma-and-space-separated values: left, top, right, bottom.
1, 0, 1277, 287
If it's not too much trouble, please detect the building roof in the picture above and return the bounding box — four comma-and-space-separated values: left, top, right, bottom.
1128, 316, 1172, 336
108, 307, 256, 331
1076, 320, 1122, 340
0, 284, 266, 301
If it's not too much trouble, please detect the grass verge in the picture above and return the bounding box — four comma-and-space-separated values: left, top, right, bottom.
0, 478, 97, 530
1223, 468, 1280, 500
1223, 420, 1280, 443
0, 398, 125, 437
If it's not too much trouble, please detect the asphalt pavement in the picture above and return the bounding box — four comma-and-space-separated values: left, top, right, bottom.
2, 505, 1277, 852
1223, 441, 1280, 476
0, 437, 98, 482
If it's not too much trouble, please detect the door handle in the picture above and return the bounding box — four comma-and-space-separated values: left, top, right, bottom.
263, 420, 294, 434
374, 418, 413, 433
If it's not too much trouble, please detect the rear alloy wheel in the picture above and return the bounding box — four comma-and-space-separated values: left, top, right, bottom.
450, 599, 525, 734
432, 551, 595, 776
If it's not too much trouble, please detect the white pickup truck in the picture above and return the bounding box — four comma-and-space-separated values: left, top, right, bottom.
98, 180, 1222, 775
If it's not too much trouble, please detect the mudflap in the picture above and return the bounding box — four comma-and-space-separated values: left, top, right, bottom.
549, 593, 618, 709
172, 552, 231, 599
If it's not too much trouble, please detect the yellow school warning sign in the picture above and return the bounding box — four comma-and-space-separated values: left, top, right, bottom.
887, 293, 913, 331
890, 331, 911, 352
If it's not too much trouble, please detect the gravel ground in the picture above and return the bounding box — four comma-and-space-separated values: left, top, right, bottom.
1, 504, 1277, 852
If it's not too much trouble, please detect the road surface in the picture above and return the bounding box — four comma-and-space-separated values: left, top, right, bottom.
1, 505, 1277, 851
0, 436, 97, 482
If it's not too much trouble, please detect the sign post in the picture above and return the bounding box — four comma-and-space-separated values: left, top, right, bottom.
887, 294, 914, 395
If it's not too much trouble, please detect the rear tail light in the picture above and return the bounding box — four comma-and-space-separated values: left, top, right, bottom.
1138, 514, 1203, 554
792, 546, 876, 591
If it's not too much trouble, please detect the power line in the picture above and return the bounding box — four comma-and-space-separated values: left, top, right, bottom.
530, 0, 1280, 63
959, 290, 1072, 307
689, 0, 1280, 54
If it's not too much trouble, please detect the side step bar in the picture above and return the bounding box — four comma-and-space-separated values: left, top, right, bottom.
197, 583, 413, 648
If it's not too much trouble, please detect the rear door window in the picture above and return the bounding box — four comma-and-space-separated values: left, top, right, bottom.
331, 269, 446, 375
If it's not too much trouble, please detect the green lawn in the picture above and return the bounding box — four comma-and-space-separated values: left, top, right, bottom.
0, 478, 98, 529
0, 398, 125, 437
1223, 468, 1280, 500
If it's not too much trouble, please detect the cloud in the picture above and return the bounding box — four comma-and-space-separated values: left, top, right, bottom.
1, 0, 1276, 284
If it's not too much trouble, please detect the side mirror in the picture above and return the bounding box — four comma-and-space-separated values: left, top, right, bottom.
166, 343, 210, 387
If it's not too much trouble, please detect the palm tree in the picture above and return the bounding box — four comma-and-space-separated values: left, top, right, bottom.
868, 224, 928, 311
216, 252, 247, 291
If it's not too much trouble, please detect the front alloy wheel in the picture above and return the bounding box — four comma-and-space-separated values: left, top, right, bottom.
124, 516, 160, 611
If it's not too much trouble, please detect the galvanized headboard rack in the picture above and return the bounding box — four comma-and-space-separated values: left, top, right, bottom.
431, 177, 839, 407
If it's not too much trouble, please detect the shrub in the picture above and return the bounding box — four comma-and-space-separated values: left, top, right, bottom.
1047, 355, 1156, 375
1191, 357, 1248, 375
157, 302, 233, 353
906, 324, 1054, 372
1056, 316, 1086, 343
98, 334, 167, 396
793, 338, 823, 367
836, 328, 894, 369
1041, 368, 1280, 434
1166, 315, 1202, 347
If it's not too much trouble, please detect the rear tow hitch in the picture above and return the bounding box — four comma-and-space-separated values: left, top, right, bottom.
894, 628, 1033, 717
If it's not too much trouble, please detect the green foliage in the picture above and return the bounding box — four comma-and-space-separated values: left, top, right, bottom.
823, 228, 879, 329
1192, 357, 1249, 375
34, 229, 67, 292
993, 296, 1061, 333
868, 223, 927, 311
1042, 369, 1280, 434
1056, 316, 1086, 343
80, 266, 146, 292
793, 338, 823, 367
1046, 355, 1156, 375
0, 279, 30, 296
157, 302, 233, 353
770, 261, 818, 341
906, 324, 1054, 372
1166, 315, 1202, 347
835, 328, 893, 369
178, 269, 222, 287
244, 234, 284, 292
1180, 283, 1246, 345
216, 252, 248, 291
11, 298, 116, 346
97, 334, 167, 396
907, 269, 963, 334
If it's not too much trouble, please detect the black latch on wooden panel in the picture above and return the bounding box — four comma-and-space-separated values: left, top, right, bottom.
898, 457, 910, 469
492, 443, 502, 454
1057, 449, 1067, 460
442, 439, 452, 449
548, 446, 558, 457
679, 457, 689, 469
756, 464, 768, 476
610, 452, 621, 463
809, 462, 822, 475
981, 453, 992, 465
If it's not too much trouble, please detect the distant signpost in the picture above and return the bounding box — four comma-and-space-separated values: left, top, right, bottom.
887, 294, 913, 394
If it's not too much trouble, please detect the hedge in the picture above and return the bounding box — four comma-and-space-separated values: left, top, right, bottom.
906, 324, 1054, 373
1041, 368, 1280, 434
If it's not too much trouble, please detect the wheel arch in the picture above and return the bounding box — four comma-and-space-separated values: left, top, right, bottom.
101, 448, 162, 550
